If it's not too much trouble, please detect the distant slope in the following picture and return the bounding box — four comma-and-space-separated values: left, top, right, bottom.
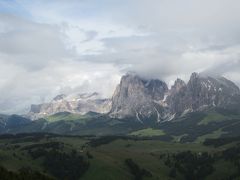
0, 113, 144, 136
156, 108, 240, 142
1, 107, 240, 143
28, 92, 112, 120
45, 111, 97, 123
0, 114, 31, 130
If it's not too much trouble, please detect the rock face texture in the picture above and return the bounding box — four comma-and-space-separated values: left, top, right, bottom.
166, 73, 240, 114
28, 72, 240, 122
28, 92, 111, 120
110, 73, 240, 121
110, 74, 169, 121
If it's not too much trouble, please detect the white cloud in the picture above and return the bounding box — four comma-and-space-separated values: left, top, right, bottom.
0, 58, 121, 114
0, 0, 240, 114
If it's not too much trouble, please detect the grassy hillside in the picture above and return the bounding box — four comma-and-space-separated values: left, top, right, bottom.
129, 128, 165, 137
156, 109, 240, 142
1, 133, 240, 179
45, 112, 93, 123
197, 111, 227, 125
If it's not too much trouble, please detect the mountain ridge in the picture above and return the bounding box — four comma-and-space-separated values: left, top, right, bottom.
28, 92, 112, 120
110, 72, 240, 121
27, 72, 240, 123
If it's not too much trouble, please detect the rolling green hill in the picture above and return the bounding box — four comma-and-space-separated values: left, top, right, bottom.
1, 133, 240, 179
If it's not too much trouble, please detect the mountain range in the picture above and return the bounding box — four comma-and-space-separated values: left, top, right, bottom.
1, 72, 240, 142
29, 72, 240, 122
28, 92, 111, 120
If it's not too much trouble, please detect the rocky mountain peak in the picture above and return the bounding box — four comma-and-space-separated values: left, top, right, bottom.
185, 73, 240, 110
171, 78, 186, 92
119, 74, 168, 99
119, 74, 146, 95
145, 79, 168, 101
216, 77, 240, 95
110, 74, 169, 120
28, 92, 111, 120
190, 72, 200, 80
187, 73, 240, 96
52, 94, 66, 101
110, 72, 240, 122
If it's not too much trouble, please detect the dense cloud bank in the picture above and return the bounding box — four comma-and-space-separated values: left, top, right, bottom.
0, 0, 240, 113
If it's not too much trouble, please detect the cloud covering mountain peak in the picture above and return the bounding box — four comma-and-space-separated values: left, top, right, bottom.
1, 0, 240, 113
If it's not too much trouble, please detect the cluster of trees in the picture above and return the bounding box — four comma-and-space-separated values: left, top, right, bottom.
88, 135, 173, 147
88, 136, 146, 147
43, 149, 89, 180
23, 142, 64, 151
0, 133, 59, 140
222, 145, 240, 179
158, 140, 240, 180
204, 136, 240, 178
88, 136, 122, 147
204, 136, 240, 147
125, 158, 152, 180
0, 166, 54, 180
24, 141, 89, 180
162, 151, 215, 180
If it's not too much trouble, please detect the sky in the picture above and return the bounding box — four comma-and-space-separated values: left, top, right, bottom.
0, 0, 240, 114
